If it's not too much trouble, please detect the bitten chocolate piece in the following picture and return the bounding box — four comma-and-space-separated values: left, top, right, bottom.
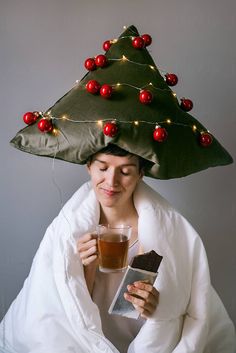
130, 250, 163, 273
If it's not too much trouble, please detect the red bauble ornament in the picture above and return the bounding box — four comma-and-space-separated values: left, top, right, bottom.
165, 73, 178, 86
100, 84, 113, 98
141, 34, 152, 46
103, 40, 112, 51
139, 90, 153, 104
84, 58, 96, 71
23, 111, 39, 125
95, 54, 107, 68
199, 132, 213, 147
132, 36, 145, 49
103, 122, 118, 137
86, 80, 101, 94
37, 118, 53, 133
180, 98, 193, 112
153, 127, 168, 142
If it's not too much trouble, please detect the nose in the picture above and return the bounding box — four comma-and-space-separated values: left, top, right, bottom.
106, 168, 119, 187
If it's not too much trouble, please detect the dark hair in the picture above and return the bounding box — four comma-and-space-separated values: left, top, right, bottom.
87, 144, 148, 172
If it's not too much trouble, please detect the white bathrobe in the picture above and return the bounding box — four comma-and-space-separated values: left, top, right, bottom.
0, 181, 235, 353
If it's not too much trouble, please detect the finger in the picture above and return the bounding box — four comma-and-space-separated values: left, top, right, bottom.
79, 245, 97, 260
77, 233, 97, 245
124, 293, 155, 314
77, 238, 97, 253
127, 285, 155, 305
133, 304, 153, 319
81, 254, 97, 266
126, 287, 157, 307
133, 281, 159, 298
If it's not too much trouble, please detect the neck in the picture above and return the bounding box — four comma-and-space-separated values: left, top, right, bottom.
100, 200, 137, 226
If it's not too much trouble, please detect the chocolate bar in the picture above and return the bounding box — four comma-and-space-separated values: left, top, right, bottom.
108, 250, 163, 319
130, 250, 163, 272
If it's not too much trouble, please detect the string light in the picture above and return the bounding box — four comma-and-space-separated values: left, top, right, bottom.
27, 109, 210, 145
52, 128, 60, 136
84, 80, 171, 94
97, 120, 103, 127
50, 115, 202, 132
27, 26, 211, 145
109, 55, 158, 73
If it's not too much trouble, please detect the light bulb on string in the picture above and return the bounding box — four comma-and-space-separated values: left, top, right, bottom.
97, 120, 103, 128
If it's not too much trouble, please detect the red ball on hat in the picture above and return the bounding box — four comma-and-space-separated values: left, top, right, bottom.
180, 98, 193, 112
100, 84, 113, 98
141, 34, 152, 46
103, 122, 118, 137
23, 112, 39, 125
84, 58, 96, 71
103, 40, 112, 51
165, 73, 178, 86
139, 90, 153, 104
132, 36, 145, 49
153, 127, 168, 142
37, 118, 53, 133
95, 54, 107, 68
86, 80, 101, 94
199, 132, 213, 147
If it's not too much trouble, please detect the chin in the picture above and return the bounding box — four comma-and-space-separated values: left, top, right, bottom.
99, 197, 118, 208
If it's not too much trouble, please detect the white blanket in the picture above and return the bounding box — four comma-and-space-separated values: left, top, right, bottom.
0, 181, 235, 353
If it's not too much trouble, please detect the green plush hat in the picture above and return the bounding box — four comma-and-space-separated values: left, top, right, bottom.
10, 25, 233, 179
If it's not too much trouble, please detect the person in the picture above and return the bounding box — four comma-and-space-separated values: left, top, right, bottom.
2, 143, 235, 353
77, 144, 236, 353
78, 145, 159, 351
2, 24, 235, 352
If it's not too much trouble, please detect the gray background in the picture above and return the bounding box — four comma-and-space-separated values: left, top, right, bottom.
1, 0, 235, 327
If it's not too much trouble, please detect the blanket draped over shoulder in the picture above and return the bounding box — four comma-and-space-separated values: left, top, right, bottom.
0, 181, 235, 353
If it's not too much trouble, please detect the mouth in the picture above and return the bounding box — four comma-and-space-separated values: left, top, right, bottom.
100, 188, 120, 197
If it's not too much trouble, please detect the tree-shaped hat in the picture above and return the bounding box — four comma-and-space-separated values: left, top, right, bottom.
10, 25, 233, 179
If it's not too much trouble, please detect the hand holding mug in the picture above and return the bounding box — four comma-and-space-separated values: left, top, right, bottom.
77, 233, 98, 267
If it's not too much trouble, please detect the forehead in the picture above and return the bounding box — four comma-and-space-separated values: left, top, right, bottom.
91, 152, 139, 167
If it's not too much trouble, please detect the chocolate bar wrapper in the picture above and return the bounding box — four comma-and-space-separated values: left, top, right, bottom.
108, 266, 157, 319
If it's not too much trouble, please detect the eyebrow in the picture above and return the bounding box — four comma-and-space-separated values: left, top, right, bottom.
94, 158, 137, 167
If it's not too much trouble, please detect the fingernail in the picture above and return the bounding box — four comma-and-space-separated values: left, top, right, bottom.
124, 293, 130, 299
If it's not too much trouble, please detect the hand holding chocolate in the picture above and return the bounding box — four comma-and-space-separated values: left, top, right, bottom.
109, 250, 163, 319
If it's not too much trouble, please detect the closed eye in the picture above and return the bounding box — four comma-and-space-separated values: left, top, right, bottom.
121, 170, 130, 176
99, 168, 107, 172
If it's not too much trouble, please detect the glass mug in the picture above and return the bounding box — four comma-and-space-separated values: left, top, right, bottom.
97, 225, 132, 273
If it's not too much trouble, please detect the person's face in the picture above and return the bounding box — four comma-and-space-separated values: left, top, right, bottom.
87, 153, 143, 209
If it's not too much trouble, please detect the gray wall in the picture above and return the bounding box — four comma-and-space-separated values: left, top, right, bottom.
1, 0, 235, 327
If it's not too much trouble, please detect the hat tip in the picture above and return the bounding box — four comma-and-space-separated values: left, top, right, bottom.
121, 24, 139, 36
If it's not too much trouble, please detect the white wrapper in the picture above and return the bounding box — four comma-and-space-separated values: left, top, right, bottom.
108, 266, 157, 319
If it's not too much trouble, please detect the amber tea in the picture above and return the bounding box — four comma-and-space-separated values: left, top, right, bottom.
97, 225, 132, 273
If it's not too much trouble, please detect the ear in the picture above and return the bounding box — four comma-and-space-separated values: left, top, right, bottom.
139, 169, 144, 180
86, 162, 91, 175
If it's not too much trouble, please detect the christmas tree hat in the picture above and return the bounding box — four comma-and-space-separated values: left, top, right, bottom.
10, 25, 233, 179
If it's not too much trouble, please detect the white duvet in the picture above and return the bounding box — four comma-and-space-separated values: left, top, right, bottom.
0, 181, 235, 353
